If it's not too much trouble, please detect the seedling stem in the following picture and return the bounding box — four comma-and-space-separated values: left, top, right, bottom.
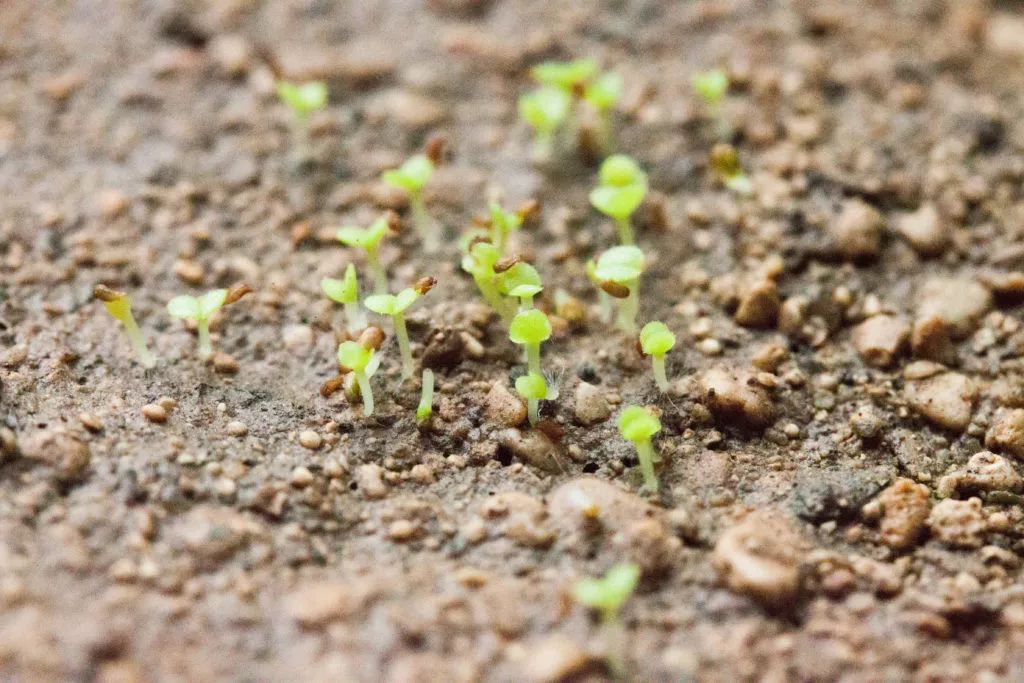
94, 285, 156, 368
417, 368, 435, 424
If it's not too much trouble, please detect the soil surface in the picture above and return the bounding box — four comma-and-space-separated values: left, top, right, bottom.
5, 1, 1024, 681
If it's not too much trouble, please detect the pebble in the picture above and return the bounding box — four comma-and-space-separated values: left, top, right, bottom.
174, 259, 204, 285
388, 519, 417, 541
213, 353, 240, 374
298, 430, 322, 450
733, 278, 780, 328
290, 466, 314, 488
872, 478, 930, 550
851, 315, 910, 367
911, 314, 957, 365
573, 381, 611, 425
484, 382, 527, 427
831, 198, 883, 260
985, 409, 1024, 458
712, 511, 803, 606
18, 428, 91, 482
498, 429, 562, 472
78, 413, 104, 433
896, 203, 949, 256
285, 580, 360, 627
355, 464, 388, 499
927, 498, 988, 548
520, 636, 592, 683
916, 278, 992, 339
226, 420, 248, 437
698, 367, 776, 428
283, 325, 314, 353
937, 451, 1021, 497
849, 404, 884, 439
142, 403, 168, 423
905, 371, 976, 432
697, 338, 722, 355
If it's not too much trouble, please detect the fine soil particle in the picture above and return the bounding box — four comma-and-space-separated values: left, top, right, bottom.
4, 1, 1024, 681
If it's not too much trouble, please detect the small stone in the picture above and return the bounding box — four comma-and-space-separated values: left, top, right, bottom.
896, 203, 949, 256
497, 428, 562, 472
142, 404, 168, 423
226, 420, 248, 437
388, 519, 417, 541
573, 381, 611, 425
937, 451, 1021, 498
905, 371, 976, 432
849, 404, 884, 439
290, 466, 314, 488
851, 315, 910, 367
911, 314, 957, 365
212, 353, 239, 374
355, 464, 388, 499
520, 635, 592, 683
698, 367, 776, 428
734, 279, 780, 328
283, 325, 314, 353
209, 34, 252, 76
917, 278, 992, 339
460, 516, 487, 544
985, 409, 1024, 459
712, 511, 803, 607
831, 198, 883, 260
19, 428, 91, 482
78, 413, 104, 433
873, 478, 930, 550
484, 382, 527, 427
174, 259, 204, 285
928, 497, 987, 548
298, 430, 322, 450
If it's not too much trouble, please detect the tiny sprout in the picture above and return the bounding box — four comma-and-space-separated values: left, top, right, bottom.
320, 264, 366, 334
497, 261, 543, 311
509, 309, 552, 378
519, 86, 571, 160
515, 372, 548, 425
364, 278, 434, 380
277, 81, 328, 119
93, 285, 156, 368
639, 321, 676, 392
337, 216, 390, 294
692, 69, 728, 107
710, 143, 753, 196
167, 284, 251, 359
461, 240, 515, 322
593, 246, 645, 333
417, 368, 435, 425
337, 341, 376, 416
618, 405, 662, 491
531, 59, 598, 92
382, 154, 437, 251
573, 562, 640, 625
589, 154, 648, 245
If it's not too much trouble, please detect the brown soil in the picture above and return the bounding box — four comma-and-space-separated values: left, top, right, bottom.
4, 1, 1024, 681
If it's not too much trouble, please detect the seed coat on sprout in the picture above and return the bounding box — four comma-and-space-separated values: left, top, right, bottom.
337, 340, 377, 416
167, 284, 251, 359
592, 246, 645, 333
364, 277, 435, 380
93, 285, 156, 368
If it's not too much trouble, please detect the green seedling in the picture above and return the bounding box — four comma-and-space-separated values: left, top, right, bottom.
639, 321, 676, 392
320, 264, 366, 334
583, 71, 622, 152
382, 154, 437, 251
519, 86, 571, 160
167, 284, 252, 359
710, 143, 753, 196
593, 246, 644, 333
417, 368, 435, 424
497, 261, 543, 311
573, 562, 640, 676
509, 309, 552, 378
515, 371, 548, 425
589, 154, 648, 245
488, 201, 523, 255
531, 59, 599, 91
365, 277, 435, 380
337, 216, 390, 294
337, 340, 377, 416
692, 69, 728, 122
462, 240, 515, 322
276, 80, 327, 155
618, 405, 662, 491
93, 285, 156, 368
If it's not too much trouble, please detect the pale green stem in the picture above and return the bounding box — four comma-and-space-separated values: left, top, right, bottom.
635, 440, 658, 492
410, 192, 437, 252
533, 129, 555, 162
292, 114, 311, 161
417, 369, 434, 423
598, 291, 612, 324
527, 343, 540, 376
367, 248, 387, 294
520, 294, 534, 310
616, 283, 638, 333
197, 319, 212, 359
477, 277, 513, 323
344, 302, 365, 334
527, 398, 539, 425
615, 216, 634, 246
355, 371, 374, 415
121, 314, 155, 368
394, 312, 413, 380
601, 616, 627, 679
652, 355, 668, 392
492, 223, 507, 256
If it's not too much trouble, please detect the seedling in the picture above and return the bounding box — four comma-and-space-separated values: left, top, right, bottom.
497, 261, 543, 310
337, 341, 377, 416
589, 154, 648, 245
167, 284, 252, 359
276, 80, 327, 155
515, 371, 548, 425
462, 240, 515, 322
417, 368, 435, 424
692, 69, 729, 137
618, 405, 662, 491
518, 86, 571, 160
509, 309, 552, 378
639, 321, 676, 392
320, 264, 366, 334
531, 59, 598, 91
364, 277, 435, 380
573, 562, 640, 676
710, 143, 752, 195
582, 71, 622, 152
592, 246, 644, 333
93, 285, 156, 368
488, 201, 523, 255
337, 216, 390, 294
382, 154, 437, 251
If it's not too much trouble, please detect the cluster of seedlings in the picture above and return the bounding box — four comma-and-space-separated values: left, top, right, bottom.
93, 61, 742, 498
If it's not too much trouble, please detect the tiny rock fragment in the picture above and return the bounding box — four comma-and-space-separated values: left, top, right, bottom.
698, 367, 776, 428
298, 430, 322, 450
831, 198, 883, 260
911, 314, 957, 365
226, 420, 248, 437
212, 353, 240, 374
174, 259, 204, 285
573, 381, 611, 425
142, 403, 168, 423
733, 279, 780, 328
712, 511, 803, 607
927, 497, 987, 548
484, 382, 527, 427
355, 464, 388, 499
874, 478, 930, 550
851, 315, 910, 367
19, 428, 91, 482
916, 277, 992, 339
498, 428, 562, 473
290, 466, 314, 488
388, 519, 417, 541
905, 371, 976, 432
985, 409, 1024, 459
520, 635, 592, 683
937, 451, 1022, 498
896, 203, 950, 256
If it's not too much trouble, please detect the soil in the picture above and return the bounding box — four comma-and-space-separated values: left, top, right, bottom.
4, 0, 1024, 681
